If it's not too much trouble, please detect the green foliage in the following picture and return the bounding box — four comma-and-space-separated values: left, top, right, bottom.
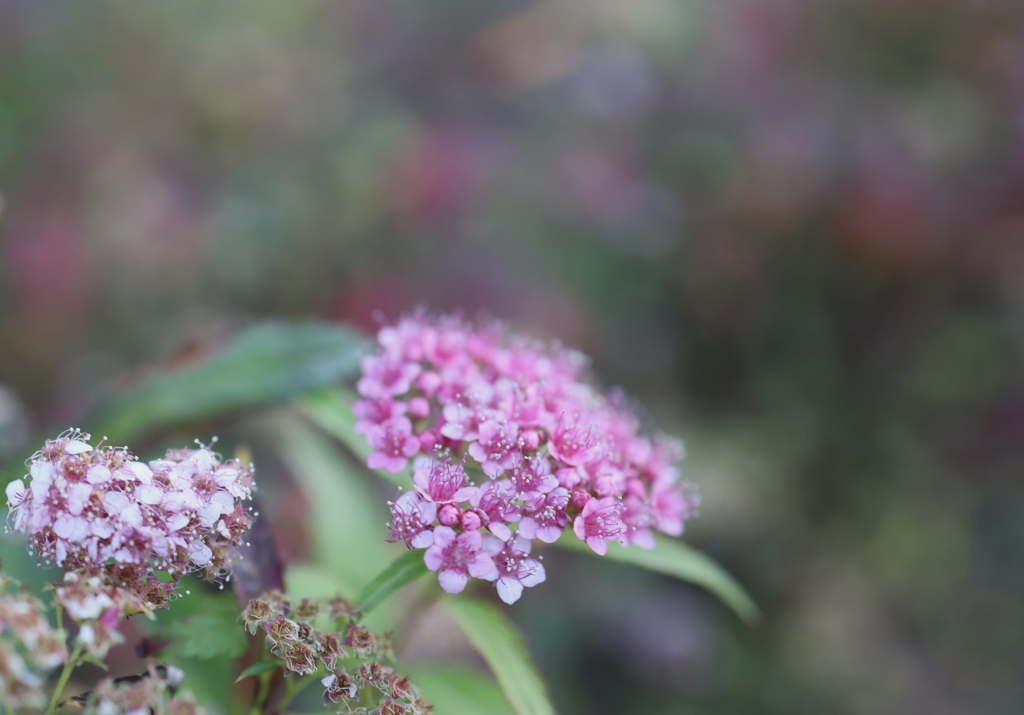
234, 660, 282, 683
89, 322, 369, 441
445, 598, 557, 715
299, 387, 408, 486
556, 536, 760, 624
404, 664, 516, 715
356, 549, 429, 614
147, 594, 246, 711
158, 592, 249, 662
274, 416, 395, 599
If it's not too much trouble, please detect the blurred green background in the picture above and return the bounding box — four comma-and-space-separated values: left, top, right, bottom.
1, 2, 1022, 713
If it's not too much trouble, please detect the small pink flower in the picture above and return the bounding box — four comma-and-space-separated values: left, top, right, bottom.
518, 488, 570, 543
555, 466, 583, 491
483, 535, 546, 604
508, 454, 557, 497
651, 483, 700, 537
367, 417, 420, 473
412, 455, 477, 504
588, 464, 627, 498
573, 496, 625, 555
619, 495, 656, 549
469, 479, 521, 541
439, 399, 487, 442
424, 320, 469, 366
384, 491, 437, 549
423, 527, 497, 594
548, 415, 604, 467
356, 355, 421, 399
467, 418, 519, 476
353, 398, 407, 435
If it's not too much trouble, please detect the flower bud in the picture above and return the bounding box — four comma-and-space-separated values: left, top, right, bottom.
460, 510, 482, 531
408, 397, 431, 420
418, 430, 438, 453
569, 489, 591, 512
437, 503, 460, 527
416, 371, 441, 395
520, 430, 541, 452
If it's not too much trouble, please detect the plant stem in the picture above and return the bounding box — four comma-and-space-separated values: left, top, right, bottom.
45, 640, 83, 715
249, 670, 273, 715
278, 673, 320, 710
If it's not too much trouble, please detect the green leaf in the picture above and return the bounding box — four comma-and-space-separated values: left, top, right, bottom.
283, 563, 350, 601
161, 594, 248, 661
89, 321, 370, 441
445, 598, 556, 715
0, 470, 16, 494
404, 664, 516, 715
355, 549, 429, 613
298, 387, 408, 486
556, 535, 759, 623
235, 660, 282, 683
273, 415, 395, 599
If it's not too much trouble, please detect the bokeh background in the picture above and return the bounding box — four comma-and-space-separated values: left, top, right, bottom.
1, 2, 1023, 713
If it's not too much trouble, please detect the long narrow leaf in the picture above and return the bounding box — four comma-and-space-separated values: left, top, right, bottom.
404, 664, 516, 715
235, 660, 282, 684
274, 417, 393, 596
445, 598, 556, 715
356, 549, 429, 613
556, 536, 759, 623
90, 322, 369, 441
299, 387, 407, 486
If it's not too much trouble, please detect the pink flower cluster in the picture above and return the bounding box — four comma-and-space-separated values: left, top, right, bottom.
54, 572, 153, 658
5, 429, 255, 601
77, 664, 203, 715
0, 573, 67, 709
355, 312, 699, 603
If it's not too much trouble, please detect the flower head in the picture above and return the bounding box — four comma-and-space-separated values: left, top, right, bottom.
6, 430, 255, 605
0, 574, 67, 709
77, 665, 203, 715
353, 312, 697, 602
247, 590, 428, 712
